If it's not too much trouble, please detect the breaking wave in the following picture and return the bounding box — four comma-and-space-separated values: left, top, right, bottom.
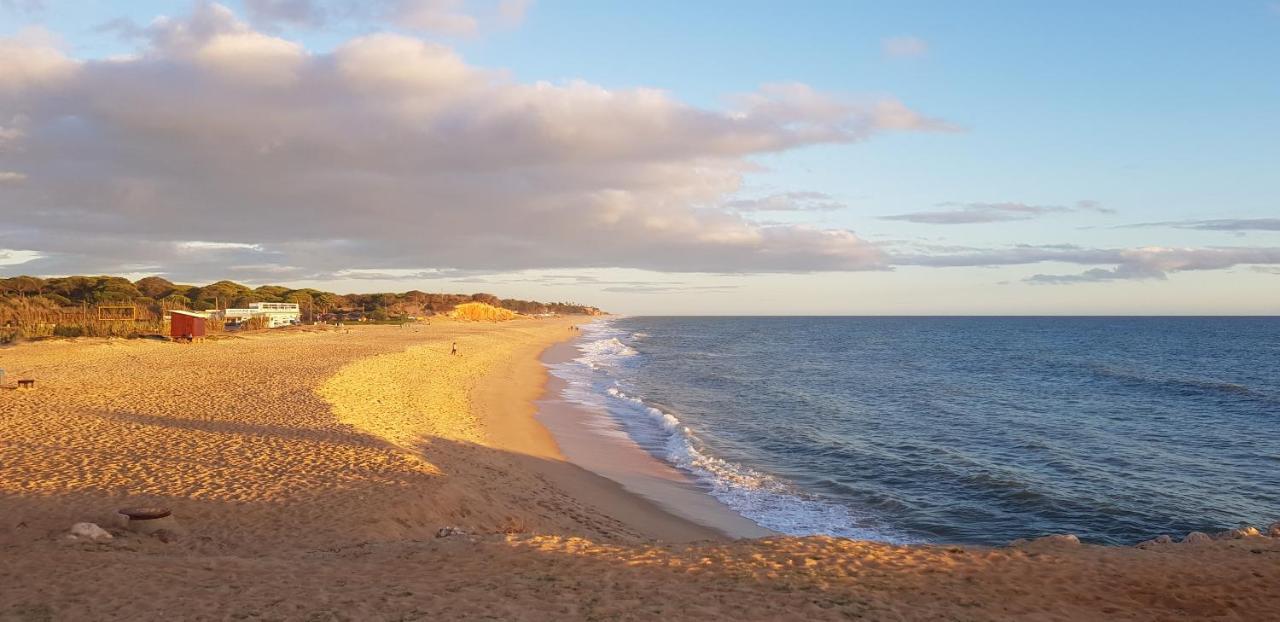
549, 318, 908, 541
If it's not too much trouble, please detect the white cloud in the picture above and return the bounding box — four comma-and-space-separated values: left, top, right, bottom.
0, 27, 78, 92
137, 3, 308, 86
0, 171, 27, 184
0, 248, 41, 266
0, 121, 24, 151
243, 0, 327, 28
724, 191, 845, 213
332, 268, 453, 279
334, 33, 476, 94
882, 36, 928, 58
236, 0, 531, 34
1025, 247, 1280, 284
891, 244, 1280, 284
0, 4, 953, 281
883, 200, 1111, 224
392, 0, 479, 35
177, 241, 265, 251
1117, 218, 1280, 232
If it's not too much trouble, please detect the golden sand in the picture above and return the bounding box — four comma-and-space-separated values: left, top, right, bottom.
1, 320, 1277, 620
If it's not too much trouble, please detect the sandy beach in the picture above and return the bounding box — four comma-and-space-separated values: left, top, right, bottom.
2, 319, 1277, 621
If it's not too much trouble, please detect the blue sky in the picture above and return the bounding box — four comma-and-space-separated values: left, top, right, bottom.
1, 1, 1277, 313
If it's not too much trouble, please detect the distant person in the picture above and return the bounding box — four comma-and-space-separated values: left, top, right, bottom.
451, 341, 458, 356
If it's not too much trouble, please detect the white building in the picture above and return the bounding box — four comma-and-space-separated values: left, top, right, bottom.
222, 302, 301, 328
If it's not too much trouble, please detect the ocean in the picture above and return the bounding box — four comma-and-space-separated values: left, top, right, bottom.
548, 316, 1280, 545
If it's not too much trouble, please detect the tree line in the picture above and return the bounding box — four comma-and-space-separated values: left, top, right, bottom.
0, 275, 602, 322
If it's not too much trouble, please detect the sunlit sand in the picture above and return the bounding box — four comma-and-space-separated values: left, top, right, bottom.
1, 320, 1276, 620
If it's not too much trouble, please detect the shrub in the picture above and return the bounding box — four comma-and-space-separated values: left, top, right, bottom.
53, 324, 85, 338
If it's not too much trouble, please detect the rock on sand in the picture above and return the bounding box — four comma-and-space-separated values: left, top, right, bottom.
68, 522, 112, 541
1182, 531, 1212, 545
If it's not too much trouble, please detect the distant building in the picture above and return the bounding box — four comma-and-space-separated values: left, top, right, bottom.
223, 302, 301, 328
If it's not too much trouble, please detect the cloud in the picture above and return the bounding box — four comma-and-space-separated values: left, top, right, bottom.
724, 191, 845, 213
882, 200, 1111, 224
892, 243, 1280, 284
1117, 218, 1280, 232
0, 4, 953, 282
0, 121, 24, 151
496, 0, 532, 27
601, 284, 740, 294
0, 248, 42, 266
733, 83, 959, 135
243, 0, 328, 29
882, 36, 928, 58
93, 17, 150, 41
330, 268, 458, 280
0, 27, 78, 92
393, 0, 478, 35
0, 0, 45, 14
1025, 247, 1280, 284
236, 0, 527, 35
0, 171, 27, 184
177, 241, 264, 251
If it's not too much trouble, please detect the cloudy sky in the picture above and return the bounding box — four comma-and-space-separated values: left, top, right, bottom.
1, 1, 1277, 314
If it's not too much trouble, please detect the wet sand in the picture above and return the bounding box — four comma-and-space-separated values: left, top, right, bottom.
536, 340, 772, 539
1, 319, 1277, 620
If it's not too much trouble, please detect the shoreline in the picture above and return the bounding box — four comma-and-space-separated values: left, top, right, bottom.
1, 320, 1278, 620
468, 322, 728, 542
534, 338, 773, 539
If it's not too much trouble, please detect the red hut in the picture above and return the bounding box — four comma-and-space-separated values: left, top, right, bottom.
169, 310, 207, 341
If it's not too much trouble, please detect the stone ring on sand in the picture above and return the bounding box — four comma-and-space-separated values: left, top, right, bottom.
117, 507, 180, 536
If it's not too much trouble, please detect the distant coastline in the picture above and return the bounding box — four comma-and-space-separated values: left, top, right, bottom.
1, 273, 602, 344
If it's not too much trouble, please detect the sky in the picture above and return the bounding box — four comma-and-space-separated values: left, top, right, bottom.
0, 0, 1277, 314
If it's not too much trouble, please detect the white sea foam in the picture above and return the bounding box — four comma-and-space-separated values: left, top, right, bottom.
549, 318, 908, 542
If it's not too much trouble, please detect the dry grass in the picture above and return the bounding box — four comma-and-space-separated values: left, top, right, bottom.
449, 302, 518, 322
0, 302, 225, 344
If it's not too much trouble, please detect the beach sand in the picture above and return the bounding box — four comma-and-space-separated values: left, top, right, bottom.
1, 319, 1277, 620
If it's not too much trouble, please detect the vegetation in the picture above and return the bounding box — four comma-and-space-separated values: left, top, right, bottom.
449, 302, 518, 322
0, 274, 601, 343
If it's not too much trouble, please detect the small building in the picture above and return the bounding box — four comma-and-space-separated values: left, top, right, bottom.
222, 302, 301, 328
169, 310, 207, 341
250, 302, 301, 327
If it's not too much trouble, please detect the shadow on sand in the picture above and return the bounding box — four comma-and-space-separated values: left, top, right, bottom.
3, 419, 1278, 620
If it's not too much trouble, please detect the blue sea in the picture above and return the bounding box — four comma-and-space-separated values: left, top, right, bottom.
550, 317, 1280, 545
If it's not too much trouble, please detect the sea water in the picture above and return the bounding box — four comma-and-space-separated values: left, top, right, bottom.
548, 317, 1280, 545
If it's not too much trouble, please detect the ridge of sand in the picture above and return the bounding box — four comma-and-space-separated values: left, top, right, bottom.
2, 321, 1278, 620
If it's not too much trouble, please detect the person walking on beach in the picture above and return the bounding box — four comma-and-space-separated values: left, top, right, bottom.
451, 341, 458, 356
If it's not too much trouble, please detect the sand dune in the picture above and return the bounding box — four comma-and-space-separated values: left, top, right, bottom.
1, 320, 1277, 620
